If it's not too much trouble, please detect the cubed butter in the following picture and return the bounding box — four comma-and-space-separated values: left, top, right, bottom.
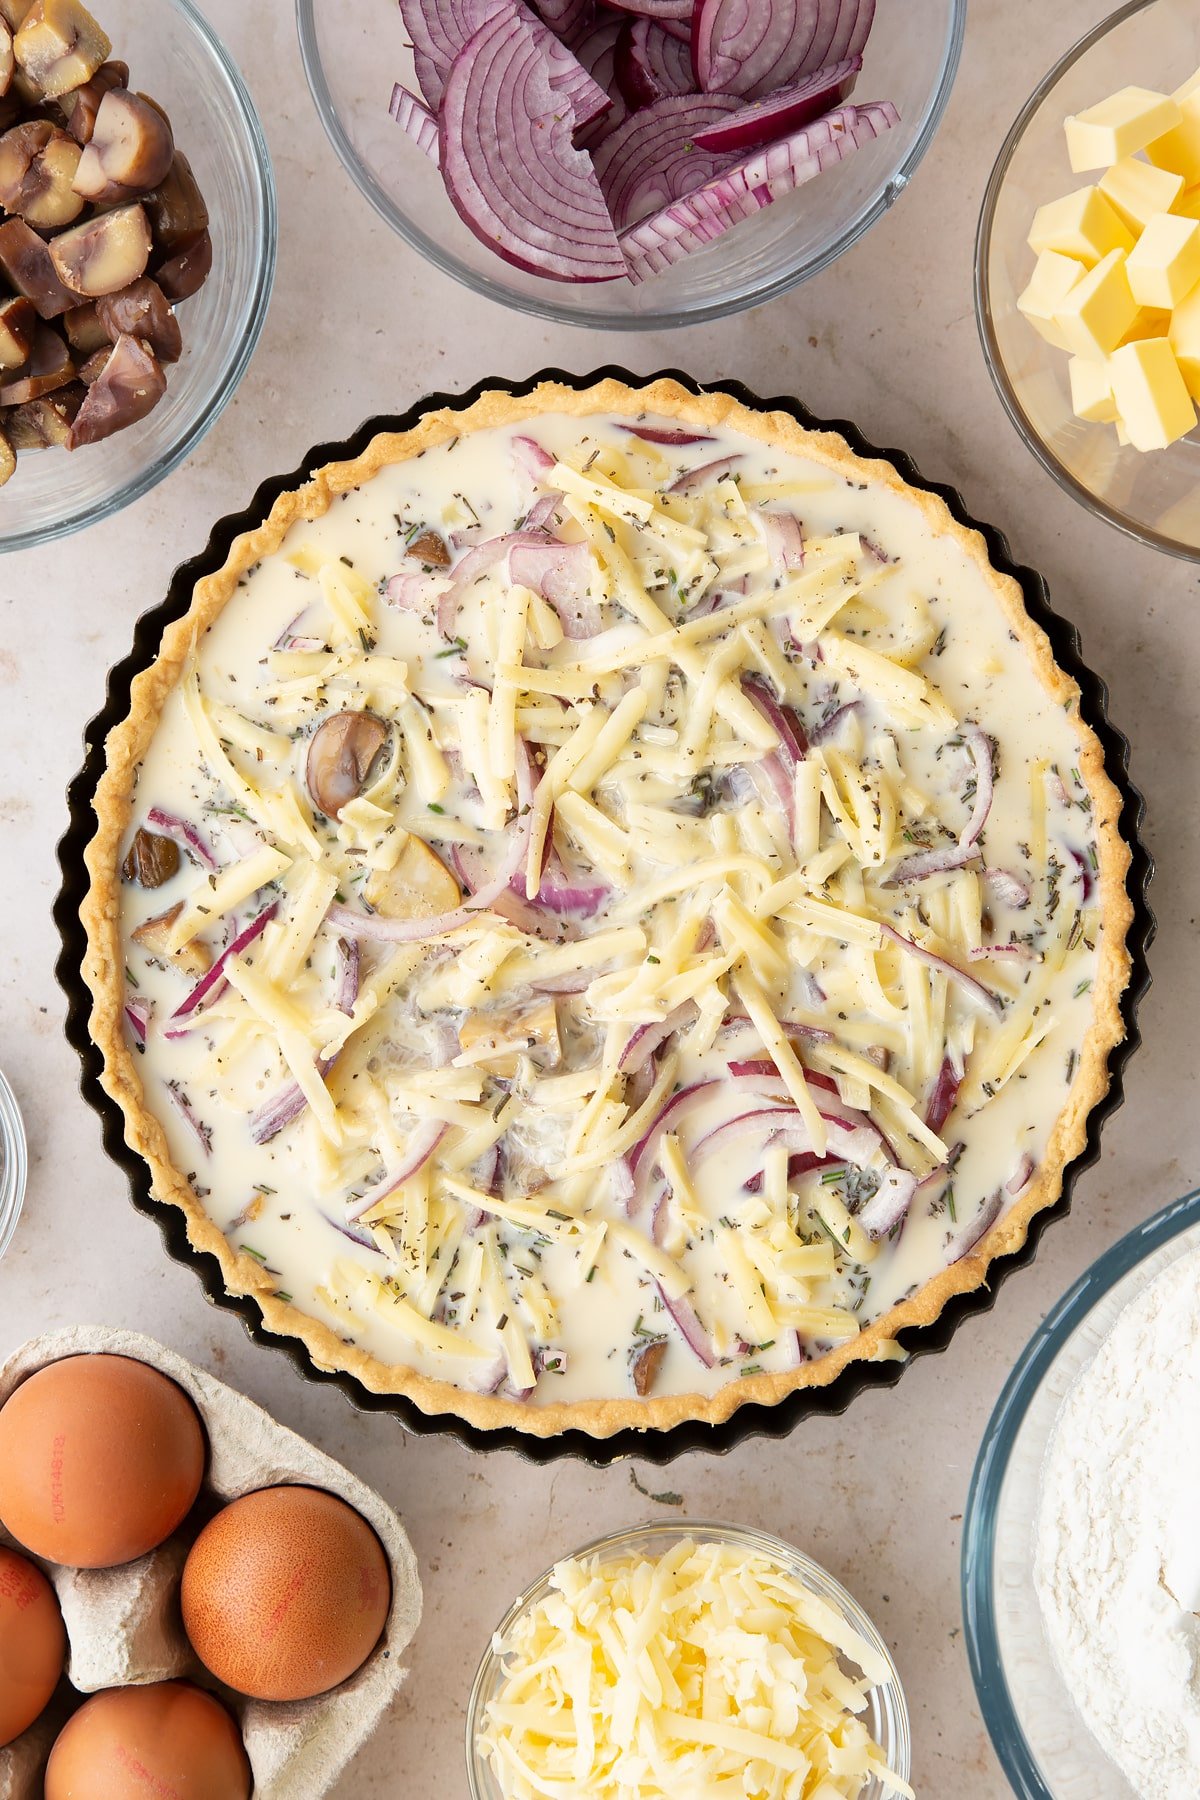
1053, 249, 1137, 357
1168, 278, 1200, 401
1017, 249, 1086, 348
1098, 157, 1184, 232
1147, 66, 1200, 180
1068, 355, 1119, 423
1122, 306, 1173, 344
1108, 337, 1197, 449
1065, 86, 1181, 171
1172, 186, 1200, 222
1126, 211, 1200, 307
1028, 186, 1135, 265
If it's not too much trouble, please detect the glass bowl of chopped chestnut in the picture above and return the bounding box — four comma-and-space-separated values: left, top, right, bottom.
0, 0, 276, 551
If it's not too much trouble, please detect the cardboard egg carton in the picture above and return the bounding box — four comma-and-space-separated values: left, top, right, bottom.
0, 1327, 422, 1800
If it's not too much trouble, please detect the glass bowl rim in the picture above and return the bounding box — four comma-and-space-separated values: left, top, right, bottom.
960, 1183, 1200, 1799
0, 0, 278, 557
973, 0, 1200, 565
295, 0, 967, 330
0, 1069, 28, 1263
464, 1516, 912, 1796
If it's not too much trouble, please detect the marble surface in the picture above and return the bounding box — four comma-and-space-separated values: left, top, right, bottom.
0, 1, 1193, 1792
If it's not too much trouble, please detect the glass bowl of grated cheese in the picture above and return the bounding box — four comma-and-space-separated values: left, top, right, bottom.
962, 1185, 1200, 1799
466, 1520, 912, 1800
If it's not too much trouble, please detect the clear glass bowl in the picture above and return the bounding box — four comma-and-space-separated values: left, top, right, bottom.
962, 1186, 1200, 1798
297, 0, 964, 329
976, 0, 1200, 561
0, 0, 277, 554
466, 1519, 911, 1797
0, 1070, 28, 1262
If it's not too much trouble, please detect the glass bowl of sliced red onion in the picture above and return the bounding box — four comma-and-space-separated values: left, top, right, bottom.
297, 0, 965, 326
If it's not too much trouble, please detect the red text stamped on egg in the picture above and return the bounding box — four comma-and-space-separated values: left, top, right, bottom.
49, 1432, 67, 1525
0, 1563, 42, 1610
358, 1564, 384, 1615
116, 1744, 182, 1799
260, 1558, 313, 1643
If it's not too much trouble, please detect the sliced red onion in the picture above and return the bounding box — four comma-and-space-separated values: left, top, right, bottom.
440, 7, 623, 282
656, 1282, 714, 1366
145, 807, 218, 872
509, 539, 602, 636
743, 1150, 835, 1191
593, 94, 741, 231
335, 937, 360, 1015
650, 1188, 668, 1246
521, 490, 562, 531
346, 1120, 449, 1222
982, 866, 1032, 910
453, 844, 576, 940
614, 16, 696, 108
809, 699, 861, 745
694, 1105, 878, 1169
571, 14, 627, 147
857, 1166, 917, 1239
949, 1189, 1003, 1264
740, 672, 809, 768
619, 1001, 698, 1072
861, 533, 889, 563
166, 1080, 212, 1155
402, 0, 609, 120
531, 873, 610, 915
437, 529, 554, 639
623, 423, 714, 446
389, 82, 441, 165
620, 102, 899, 279
883, 925, 1004, 1020
611, 1157, 636, 1206
328, 739, 535, 942
668, 453, 744, 490
164, 903, 279, 1037
250, 1056, 335, 1146
693, 0, 869, 96
1006, 1153, 1034, 1197
629, 1078, 718, 1183
607, 0, 692, 19
534, 0, 591, 37
124, 995, 152, 1043
1067, 846, 1095, 903
511, 432, 556, 478
924, 1055, 961, 1134
321, 1209, 383, 1254
760, 509, 805, 570
891, 725, 994, 884
693, 55, 861, 150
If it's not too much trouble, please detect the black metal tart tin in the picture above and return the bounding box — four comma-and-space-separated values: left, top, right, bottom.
54, 367, 1155, 1466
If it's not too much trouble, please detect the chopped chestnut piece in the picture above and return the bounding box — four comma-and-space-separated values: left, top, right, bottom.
96, 275, 179, 362
72, 85, 171, 202
0, 18, 12, 97
76, 341, 105, 381
122, 827, 179, 887
0, 293, 36, 368
59, 53, 123, 142
5, 378, 81, 445
306, 711, 391, 819
49, 200, 150, 296
66, 330, 162, 447
153, 225, 209, 302
131, 901, 209, 976
0, 423, 14, 486
13, 0, 110, 101
0, 318, 73, 403
364, 837, 461, 919
0, 117, 82, 225
0, 0, 32, 33
630, 1337, 667, 1396
405, 528, 451, 567
144, 147, 206, 250
61, 296, 105, 351
0, 214, 79, 315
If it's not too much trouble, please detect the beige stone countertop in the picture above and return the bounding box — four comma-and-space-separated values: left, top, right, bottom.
0, 0, 1193, 1792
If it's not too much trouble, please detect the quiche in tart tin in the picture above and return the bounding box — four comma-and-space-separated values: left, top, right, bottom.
80, 376, 1134, 1439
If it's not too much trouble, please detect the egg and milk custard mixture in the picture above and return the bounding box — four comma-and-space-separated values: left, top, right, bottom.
116, 411, 1106, 1410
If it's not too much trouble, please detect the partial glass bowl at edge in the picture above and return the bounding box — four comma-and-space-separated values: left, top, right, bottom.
465, 1520, 911, 1798
0, 0, 276, 555
297, 0, 965, 329
962, 1186, 1200, 1799
0, 1071, 28, 1263
976, 0, 1200, 561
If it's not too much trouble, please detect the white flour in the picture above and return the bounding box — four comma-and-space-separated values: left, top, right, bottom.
1035, 1242, 1200, 1797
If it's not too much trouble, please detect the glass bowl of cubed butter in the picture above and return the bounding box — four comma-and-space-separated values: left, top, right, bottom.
465, 1521, 912, 1800
977, 0, 1200, 560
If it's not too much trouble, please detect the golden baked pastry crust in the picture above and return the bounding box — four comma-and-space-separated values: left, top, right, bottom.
81, 377, 1134, 1438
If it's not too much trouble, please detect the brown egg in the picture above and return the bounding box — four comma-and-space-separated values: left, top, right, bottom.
181, 1485, 391, 1701
0, 1545, 65, 1747
0, 1354, 206, 1568
44, 1681, 250, 1800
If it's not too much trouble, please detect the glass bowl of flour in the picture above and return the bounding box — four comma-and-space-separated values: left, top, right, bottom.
962, 1186, 1200, 1798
